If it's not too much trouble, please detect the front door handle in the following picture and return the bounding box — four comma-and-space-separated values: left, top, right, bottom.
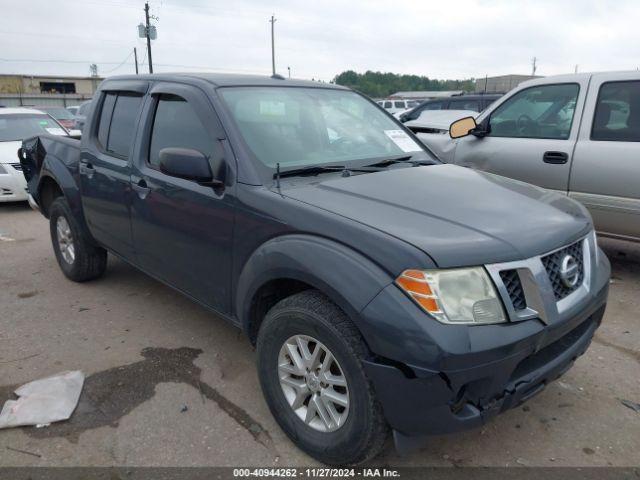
131, 179, 150, 199
543, 151, 569, 164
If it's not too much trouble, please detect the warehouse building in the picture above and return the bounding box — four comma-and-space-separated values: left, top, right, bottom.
0, 74, 102, 107
475, 74, 541, 93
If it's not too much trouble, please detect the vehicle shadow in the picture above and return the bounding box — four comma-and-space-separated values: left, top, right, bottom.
599, 237, 640, 278
0, 201, 32, 214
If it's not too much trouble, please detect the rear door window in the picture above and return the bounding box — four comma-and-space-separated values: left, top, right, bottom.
107, 94, 143, 158
394, 101, 406, 109
591, 81, 640, 142
97, 93, 116, 148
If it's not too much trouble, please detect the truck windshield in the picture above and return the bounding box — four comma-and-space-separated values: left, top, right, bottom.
219, 87, 428, 169
0, 114, 68, 142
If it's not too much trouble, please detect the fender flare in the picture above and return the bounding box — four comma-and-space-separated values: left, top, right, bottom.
235, 234, 393, 335
38, 157, 93, 241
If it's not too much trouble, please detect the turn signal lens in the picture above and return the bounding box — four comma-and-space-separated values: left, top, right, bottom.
395, 270, 442, 316
395, 267, 507, 325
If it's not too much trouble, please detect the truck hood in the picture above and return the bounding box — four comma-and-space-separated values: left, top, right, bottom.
281, 164, 591, 267
0, 141, 22, 164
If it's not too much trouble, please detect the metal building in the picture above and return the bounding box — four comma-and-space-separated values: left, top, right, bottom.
475, 74, 541, 93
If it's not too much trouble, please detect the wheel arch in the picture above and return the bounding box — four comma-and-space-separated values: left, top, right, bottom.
236, 234, 393, 344
37, 159, 96, 245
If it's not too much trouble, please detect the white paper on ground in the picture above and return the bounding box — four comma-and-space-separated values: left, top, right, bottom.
384, 129, 422, 153
0, 370, 84, 429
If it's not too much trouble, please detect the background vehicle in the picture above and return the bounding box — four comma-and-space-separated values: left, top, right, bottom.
66, 105, 80, 116
19, 73, 609, 465
0, 107, 70, 202
73, 100, 92, 131
377, 98, 419, 114
405, 109, 478, 161
438, 72, 640, 243
30, 105, 77, 130
399, 94, 502, 122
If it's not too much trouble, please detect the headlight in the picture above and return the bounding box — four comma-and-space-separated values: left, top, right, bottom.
396, 267, 506, 325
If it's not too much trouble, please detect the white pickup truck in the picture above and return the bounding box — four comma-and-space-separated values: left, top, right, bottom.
411, 72, 640, 243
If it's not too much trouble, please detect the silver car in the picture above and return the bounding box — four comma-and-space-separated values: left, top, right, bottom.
430, 72, 640, 243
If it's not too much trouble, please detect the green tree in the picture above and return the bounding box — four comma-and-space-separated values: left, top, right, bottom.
333, 70, 476, 98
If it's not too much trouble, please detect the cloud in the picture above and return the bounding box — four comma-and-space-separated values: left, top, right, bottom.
1, 0, 639, 80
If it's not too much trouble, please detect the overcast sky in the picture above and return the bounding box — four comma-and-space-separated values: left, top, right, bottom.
1, 0, 639, 81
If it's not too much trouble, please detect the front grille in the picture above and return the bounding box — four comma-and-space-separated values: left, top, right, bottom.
499, 269, 526, 310
10, 163, 22, 171
541, 240, 584, 300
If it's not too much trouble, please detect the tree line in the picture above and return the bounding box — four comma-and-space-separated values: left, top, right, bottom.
332, 70, 476, 98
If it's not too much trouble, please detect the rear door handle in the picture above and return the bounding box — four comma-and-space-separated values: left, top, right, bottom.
543, 151, 569, 164
79, 162, 94, 178
131, 179, 150, 199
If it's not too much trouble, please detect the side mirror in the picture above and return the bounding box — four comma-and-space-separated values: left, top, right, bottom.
449, 116, 478, 139
159, 147, 223, 187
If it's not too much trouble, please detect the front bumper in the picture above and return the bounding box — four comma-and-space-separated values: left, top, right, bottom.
358, 247, 610, 442
0, 163, 29, 202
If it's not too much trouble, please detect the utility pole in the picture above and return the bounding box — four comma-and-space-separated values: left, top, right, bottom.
287, 66, 291, 78
134, 47, 139, 74
531, 56, 537, 76
145, 2, 153, 73
270, 15, 277, 76
574, 64, 579, 74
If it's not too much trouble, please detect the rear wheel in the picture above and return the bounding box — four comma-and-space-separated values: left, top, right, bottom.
256, 290, 388, 465
49, 196, 107, 282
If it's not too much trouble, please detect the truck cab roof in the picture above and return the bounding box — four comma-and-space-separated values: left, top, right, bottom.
106, 73, 348, 90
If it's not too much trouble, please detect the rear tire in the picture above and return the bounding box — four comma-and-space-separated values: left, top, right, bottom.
256, 290, 388, 465
49, 196, 107, 282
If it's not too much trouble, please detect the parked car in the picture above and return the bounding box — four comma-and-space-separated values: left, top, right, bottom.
399, 94, 502, 123
377, 98, 420, 114
66, 105, 80, 116
440, 72, 640, 243
19, 73, 610, 465
405, 110, 478, 161
30, 105, 77, 130
73, 100, 92, 131
0, 107, 70, 202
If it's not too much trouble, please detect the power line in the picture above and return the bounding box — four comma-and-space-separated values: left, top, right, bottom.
0, 29, 132, 47
101, 50, 136, 74
0, 57, 131, 65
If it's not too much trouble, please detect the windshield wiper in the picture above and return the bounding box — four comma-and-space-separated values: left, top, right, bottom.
365, 156, 436, 168
275, 165, 381, 179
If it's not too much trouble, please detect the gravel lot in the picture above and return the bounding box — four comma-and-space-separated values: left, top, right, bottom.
1, 202, 639, 467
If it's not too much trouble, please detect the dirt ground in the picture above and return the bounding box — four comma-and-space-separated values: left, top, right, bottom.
1, 202, 639, 467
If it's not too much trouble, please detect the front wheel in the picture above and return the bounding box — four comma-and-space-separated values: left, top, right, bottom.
49, 196, 107, 282
256, 290, 388, 465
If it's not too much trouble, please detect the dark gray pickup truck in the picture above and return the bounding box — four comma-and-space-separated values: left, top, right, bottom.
19, 73, 610, 465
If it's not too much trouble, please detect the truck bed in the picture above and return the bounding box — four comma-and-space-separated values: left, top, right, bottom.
19, 134, 81, 208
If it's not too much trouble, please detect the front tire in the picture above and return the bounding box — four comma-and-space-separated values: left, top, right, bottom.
49, 196, 107, 282
256, 290, 388, 465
